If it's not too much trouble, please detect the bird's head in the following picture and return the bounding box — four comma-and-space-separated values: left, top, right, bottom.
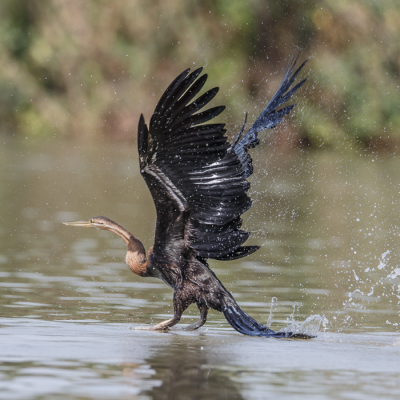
63, 216, 140, 250
63, 216, 115, 231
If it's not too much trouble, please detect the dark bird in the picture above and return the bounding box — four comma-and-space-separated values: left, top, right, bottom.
65, 57, 310, 338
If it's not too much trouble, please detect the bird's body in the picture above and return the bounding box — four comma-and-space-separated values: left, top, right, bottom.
65, 57, 310, 338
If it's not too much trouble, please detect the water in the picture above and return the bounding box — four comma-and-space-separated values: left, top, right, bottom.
1, 139, 400, 399
1, 319, 399, 400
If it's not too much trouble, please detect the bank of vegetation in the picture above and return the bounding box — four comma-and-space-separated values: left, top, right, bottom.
1, 1, 400, 150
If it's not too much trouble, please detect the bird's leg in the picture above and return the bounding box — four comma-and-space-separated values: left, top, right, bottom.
136, 293, 185, 331
185, 304, 208, 331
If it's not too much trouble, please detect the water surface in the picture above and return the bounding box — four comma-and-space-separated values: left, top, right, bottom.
0, 139, 399, 399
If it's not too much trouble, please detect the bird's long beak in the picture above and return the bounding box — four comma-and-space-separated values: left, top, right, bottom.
63, 220, 93, 227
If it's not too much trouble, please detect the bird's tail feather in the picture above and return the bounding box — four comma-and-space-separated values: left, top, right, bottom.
222, 299, 313, 339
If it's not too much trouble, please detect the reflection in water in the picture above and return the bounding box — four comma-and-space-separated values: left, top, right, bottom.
0, 320, 241, 399
138, 335, 244, 400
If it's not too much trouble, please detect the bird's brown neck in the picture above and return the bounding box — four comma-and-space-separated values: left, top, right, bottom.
125, 246, 149, 277
102, 219, 149, 277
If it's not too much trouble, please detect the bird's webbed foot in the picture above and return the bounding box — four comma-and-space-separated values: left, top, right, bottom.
135, 316, 181, 331
134, 326, 156, 331
184, 304, 208, 331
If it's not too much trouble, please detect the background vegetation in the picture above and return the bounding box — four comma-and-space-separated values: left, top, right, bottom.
1, 0, 400, 149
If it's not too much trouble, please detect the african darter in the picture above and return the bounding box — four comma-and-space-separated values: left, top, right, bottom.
65, 57, 310, 338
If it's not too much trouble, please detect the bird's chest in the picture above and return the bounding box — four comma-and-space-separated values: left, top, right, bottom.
149, 258, 182, 289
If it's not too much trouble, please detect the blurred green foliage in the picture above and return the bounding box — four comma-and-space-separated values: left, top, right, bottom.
1, 0, 400, 148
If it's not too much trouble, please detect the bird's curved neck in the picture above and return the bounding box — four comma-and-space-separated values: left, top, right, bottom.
103, 219, 148, 277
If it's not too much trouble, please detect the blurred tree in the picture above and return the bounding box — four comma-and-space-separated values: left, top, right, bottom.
0, 0, 400, 149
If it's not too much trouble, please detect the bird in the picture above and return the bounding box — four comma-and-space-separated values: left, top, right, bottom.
64, 56, 310, 338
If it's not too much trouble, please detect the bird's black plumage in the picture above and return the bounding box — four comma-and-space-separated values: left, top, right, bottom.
66, 57, 311, 338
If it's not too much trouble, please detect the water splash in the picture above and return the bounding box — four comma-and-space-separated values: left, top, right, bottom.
279, 315, 327, 337
266, 296, 277, 328
266, 299, 327, 337
377, 250, 391, 270
339, 247, 400, 331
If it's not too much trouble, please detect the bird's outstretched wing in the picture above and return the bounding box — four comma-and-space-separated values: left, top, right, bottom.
138, 58, 306, 262
232, 56, 307, 178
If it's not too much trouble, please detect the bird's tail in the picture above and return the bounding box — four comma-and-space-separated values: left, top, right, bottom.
222, 298, 312, 339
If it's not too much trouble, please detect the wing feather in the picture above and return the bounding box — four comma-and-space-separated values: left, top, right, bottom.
138, 57, 306, 262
